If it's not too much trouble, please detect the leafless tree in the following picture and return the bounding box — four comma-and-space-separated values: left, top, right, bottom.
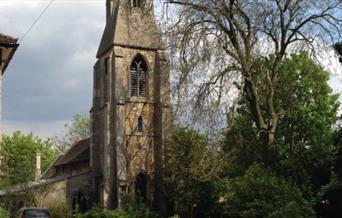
163, 0, 342, 145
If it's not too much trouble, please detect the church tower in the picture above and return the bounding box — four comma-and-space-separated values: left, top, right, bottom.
90, 0, 171, 209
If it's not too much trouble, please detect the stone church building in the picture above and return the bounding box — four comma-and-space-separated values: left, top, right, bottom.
90, 0, 171, 209
39, 0, 171, 211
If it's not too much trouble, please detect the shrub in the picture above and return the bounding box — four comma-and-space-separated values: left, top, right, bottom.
75, 195, 159, 218
74, 209, 158, 218
74, 209, 130, 218
0, 207, 9, 218
47, 201, 72, 218
216, 164, 315, 218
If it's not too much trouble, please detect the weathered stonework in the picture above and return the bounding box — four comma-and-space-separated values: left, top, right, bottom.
37, 173, 91, 210
90, 0, 172, 209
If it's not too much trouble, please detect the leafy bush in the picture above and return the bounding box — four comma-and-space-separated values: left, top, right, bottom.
75, 208, 158, 218
75, 195, 159, 218
74, 209, 131, 218
120, 195, 159, 218
47, 201, 72, 218
164, 127, 221, 217
0, 131, 58, 186
216, 164, 315, 218
0, 207, 9, 218
316, 174, 342, 217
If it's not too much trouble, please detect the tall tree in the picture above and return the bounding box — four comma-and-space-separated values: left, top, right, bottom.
316, 122, 342, 217
0, 131, 58, 186
165, 0, 342, 146
223, 53, 340, 215
164, 127, 222, 217
224, 52, 339, 171
275, 53, 339, 189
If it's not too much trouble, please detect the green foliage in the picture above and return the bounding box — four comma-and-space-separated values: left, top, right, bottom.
47, 201, 72, 218
164, 127, 221, 217
75, 196, 159, 218
0, 207, 9, 218
273, 53, 339, 196
224, 53, 339, 178
276, 54, 338, 144
54, 113, 90, 152
0, 131, 58, 186
74, 209, 132, 218
223, 107, 262, 176
217, 164, 315, 218
316, 174, 342, 218
332, 124, 342, 180
315, 125, 342, 217
120, 194, 159, 218
221, 52, 340, 216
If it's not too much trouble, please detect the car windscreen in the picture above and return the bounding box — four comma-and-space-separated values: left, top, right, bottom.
24, 209, 50, 218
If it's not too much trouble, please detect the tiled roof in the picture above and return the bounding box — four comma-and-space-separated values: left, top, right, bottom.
54, 138, 90, 166
0, 33, 18, 44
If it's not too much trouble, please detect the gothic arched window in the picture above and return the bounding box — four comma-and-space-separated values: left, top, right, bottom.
130, 55, 147, 97
138, 116, 143, 132
131, 0, 143, 8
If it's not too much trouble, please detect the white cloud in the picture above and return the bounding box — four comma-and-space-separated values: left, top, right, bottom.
1, 1, 105, 138
3, 119, 68, 139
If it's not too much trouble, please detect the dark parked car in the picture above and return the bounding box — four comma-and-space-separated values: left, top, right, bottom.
17, 208, 51, 218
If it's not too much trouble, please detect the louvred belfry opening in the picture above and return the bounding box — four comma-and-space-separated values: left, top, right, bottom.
130, 55, 147, 97
132, 0, 143, 8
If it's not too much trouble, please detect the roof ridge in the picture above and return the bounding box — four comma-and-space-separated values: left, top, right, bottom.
0, 33, 18, 44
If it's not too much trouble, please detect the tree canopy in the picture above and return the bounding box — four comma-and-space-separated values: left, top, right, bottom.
223, 52, 340, 193
165, 0, 342, 146
0, 131, 58, 186
163, 52, 341, 217
217, 164, 315, 218
163, 127, 222, 217
54, 113, 90, 153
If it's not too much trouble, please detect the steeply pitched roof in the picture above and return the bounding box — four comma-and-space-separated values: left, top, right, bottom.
97, 2, 117, 57
97, 1, 164, 58
54, 138, 90, 166
0, 33, 19, 74
0, 33, 18, 45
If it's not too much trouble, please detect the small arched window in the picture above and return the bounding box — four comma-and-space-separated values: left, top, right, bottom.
138, 116, 143, 132
131, 0, 143, 8
131, 55, 147, 97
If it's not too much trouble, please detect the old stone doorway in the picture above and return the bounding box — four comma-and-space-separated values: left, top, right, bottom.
134, 172, 148, 202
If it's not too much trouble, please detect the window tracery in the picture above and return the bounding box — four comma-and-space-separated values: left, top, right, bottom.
130, 55, 147, 97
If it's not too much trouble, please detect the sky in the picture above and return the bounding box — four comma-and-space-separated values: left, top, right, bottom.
0, 0, 341, 139
0, 0, 106, 138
